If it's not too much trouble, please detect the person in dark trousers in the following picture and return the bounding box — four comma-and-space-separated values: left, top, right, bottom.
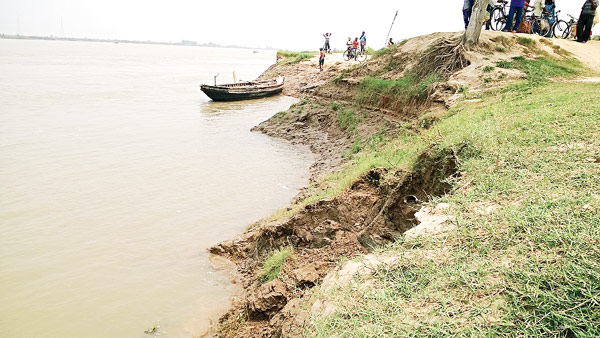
323, 33, 331, 53
463, 0, 475, 28
545, 0, 556, 25
576, 0, 598, 43
502, 0, 526, 32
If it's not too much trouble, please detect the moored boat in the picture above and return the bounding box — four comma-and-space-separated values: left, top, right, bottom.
200, 78, 284, 101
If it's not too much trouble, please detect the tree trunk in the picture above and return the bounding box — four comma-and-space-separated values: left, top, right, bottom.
463, 0, 489, 46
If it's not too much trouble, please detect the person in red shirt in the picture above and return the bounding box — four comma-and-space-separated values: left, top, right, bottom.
352, 38, 359, 60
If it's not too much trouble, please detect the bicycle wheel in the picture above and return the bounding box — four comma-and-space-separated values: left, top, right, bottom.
553, 20, 569, 38
357, 51, 367, 62
536, 18, 551, 37
342, 50, 351, 61
490, 8, 505, 31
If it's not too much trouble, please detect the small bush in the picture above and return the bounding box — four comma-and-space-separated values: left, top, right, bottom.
496, 46, 506, 53
331, 102, 340, 111
483, 65, 495, 73
261, 248, 292, 283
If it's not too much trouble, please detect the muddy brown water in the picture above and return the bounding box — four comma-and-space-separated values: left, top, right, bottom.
0, 39, 312, 337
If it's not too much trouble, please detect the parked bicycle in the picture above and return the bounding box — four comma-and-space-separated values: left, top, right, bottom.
490, 0, 510, 31
553, 13, 577, 39
343, 47, 367, 62
524, 4, 551, 36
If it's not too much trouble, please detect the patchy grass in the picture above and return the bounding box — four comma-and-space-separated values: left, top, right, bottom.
273, 111, 287, 119
371, 45, 397, 58
483, 65, 495, 73
517, 36, 535, 47
506, 56, 584, 92
309, 80, 600, 337
337, 108, 361, 132
496, 60, 513, 69
277, 50, 315, 65
261, 248, 293, 283
356, 73, 441, 110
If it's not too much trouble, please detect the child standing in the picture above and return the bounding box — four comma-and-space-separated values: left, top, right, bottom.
319, 48, 325, 71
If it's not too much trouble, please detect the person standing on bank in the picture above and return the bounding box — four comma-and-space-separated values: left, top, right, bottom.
502, 0, 526, 32
576, 0, 598, 43
319, 48, 325, 72
463, 0, 475, 28
359, 32, 366, 53
323, 33, 332, 53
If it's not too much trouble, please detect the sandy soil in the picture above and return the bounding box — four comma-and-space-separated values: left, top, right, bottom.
552, 38, 600, 69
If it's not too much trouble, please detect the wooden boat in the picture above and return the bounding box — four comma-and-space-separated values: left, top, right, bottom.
200, 78, 284, 101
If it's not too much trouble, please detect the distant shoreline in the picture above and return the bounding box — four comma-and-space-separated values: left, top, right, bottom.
0, 34, 275, 50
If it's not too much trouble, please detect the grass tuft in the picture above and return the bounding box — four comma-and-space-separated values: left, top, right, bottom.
261, 248, 292, 283
356, 73, 441, 110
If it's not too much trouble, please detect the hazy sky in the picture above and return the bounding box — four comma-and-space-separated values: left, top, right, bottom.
0, 0, 587, 50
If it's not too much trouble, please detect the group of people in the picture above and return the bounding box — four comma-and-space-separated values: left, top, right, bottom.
462, 0, 597, 43
346, 32, 367, 55
318, 31, 368, 70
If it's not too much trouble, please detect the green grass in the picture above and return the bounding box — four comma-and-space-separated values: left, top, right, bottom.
517, 36, 535, 47
496, 60, 513, 69
371, 45, 397, 58
261, 248, 293, 283
356, 73, 441, 109
308, 80, 600, 337
337, 108, 361, 132
483, 65, 494, 73
277, 50, 315, 65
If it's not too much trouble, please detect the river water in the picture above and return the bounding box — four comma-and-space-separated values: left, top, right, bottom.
0, 39, 312, 337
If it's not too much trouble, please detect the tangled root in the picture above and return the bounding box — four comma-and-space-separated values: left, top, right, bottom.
415, 36, 470, 79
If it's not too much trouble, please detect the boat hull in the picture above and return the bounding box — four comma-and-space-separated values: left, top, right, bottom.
200, 80, 284, 102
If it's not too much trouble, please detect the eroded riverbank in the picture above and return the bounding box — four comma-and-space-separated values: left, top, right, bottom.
210, 31, 600, 337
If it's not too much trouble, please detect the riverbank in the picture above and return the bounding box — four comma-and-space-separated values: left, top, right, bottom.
210, 31, 600, 337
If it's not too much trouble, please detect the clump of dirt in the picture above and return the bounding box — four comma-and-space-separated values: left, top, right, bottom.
210, 148, 461, 337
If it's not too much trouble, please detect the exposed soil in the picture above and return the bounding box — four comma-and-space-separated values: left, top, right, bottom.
208, 31, 598, 337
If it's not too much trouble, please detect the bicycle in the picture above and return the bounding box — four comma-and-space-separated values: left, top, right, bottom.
524, 5, 551, 36
490, 0, 510, 31
553, 13, 577, 39
343, 47, 367, 62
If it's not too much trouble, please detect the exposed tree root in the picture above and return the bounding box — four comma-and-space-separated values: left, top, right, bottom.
416, 36, 470, 79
